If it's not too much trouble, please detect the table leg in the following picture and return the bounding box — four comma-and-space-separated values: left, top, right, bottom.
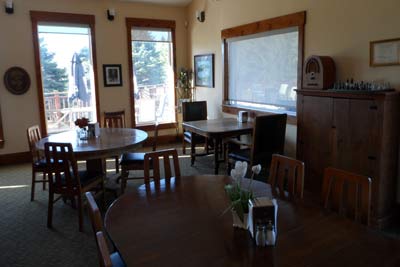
214, 137, 220, 174
86, 158, 106, 174
190, 135, 196, 166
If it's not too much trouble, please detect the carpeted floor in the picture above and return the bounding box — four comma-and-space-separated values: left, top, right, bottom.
1, 145, 399, 267
0, 145, 222, 267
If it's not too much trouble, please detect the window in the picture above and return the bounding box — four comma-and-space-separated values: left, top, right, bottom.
126, 18, 176, 128
222, 12, 306, 116
31, 12, 100, 135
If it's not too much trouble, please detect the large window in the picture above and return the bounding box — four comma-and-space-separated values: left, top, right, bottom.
126, 18, 176, 128
222, 12, 305, 116
31, 12, 99, 135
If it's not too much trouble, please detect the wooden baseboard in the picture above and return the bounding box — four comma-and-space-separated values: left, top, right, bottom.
145, 134, 182, 147
0, 151, 31, 165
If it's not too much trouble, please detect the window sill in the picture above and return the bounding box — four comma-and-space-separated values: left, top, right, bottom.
222, 104, 297, 125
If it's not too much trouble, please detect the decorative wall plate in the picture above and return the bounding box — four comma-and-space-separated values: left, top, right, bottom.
3, 67, 31, 95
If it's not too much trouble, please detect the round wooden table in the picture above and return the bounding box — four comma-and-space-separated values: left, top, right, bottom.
36, 128, 148, 171
105, 175, 400, 267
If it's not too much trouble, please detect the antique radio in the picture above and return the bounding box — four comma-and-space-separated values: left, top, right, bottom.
302, 55, 336, 89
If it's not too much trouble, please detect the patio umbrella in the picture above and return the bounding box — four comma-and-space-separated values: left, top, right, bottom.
70, 53, 90, 103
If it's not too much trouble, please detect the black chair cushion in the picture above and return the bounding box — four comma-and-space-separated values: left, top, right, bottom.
110, 251, 126, 267
228, 148, 251, 162
33, 159, 47, 168
119, 152, 145, 165
55, 170, 103, 187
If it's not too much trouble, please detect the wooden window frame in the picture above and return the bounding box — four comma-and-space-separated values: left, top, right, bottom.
126, 18, 177, 131
30, 11, 100, 136
221, 11, 306, 124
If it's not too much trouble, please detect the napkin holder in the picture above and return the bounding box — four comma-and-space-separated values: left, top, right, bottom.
248, 197, 278, 240
88, 122, 100, 137
237, 111, 249, 123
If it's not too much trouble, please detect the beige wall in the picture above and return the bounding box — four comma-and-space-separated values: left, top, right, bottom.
187, 0, 400, 157
0, 0, 187, 155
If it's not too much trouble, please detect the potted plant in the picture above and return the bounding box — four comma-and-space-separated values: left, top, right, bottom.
176, 68, 194, 112
224, 161, 262, 229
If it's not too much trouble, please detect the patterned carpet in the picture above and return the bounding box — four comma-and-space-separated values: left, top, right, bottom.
0, 146, 221, 267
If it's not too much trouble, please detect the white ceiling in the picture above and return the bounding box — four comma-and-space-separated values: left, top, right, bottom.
120, 0, 192, 7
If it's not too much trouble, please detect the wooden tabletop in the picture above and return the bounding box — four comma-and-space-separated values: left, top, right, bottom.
105, 175, 400, 267
36, 128, 148, 160
182, 118, 253, 138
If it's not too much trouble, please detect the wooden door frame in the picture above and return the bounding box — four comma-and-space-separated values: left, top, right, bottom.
30, 11, 100, 136
125, 18, 177, 130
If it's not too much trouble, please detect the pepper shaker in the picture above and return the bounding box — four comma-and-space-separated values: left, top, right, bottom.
255, 224, 266, 247
266, 220, 276, 246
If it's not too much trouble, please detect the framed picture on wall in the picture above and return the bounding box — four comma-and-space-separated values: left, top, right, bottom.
103, 64, 122, 87
370, 38, 400, 67
194, 54, 214, 88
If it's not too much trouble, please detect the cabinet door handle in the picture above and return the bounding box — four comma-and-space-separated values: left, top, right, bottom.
368, 156, 376, 160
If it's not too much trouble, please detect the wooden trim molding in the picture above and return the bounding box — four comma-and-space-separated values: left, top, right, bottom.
125, 18, 177, 128
30, 11, 100, 136
222, 105, 297, 125
221, 11, 306, 118
221, 11, 306, 39
0, 151, 31, 165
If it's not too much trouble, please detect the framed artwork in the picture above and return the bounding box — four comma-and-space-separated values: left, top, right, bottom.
370, 38, 400, 67
103, 64, 122, 87
194, 54, 214, 88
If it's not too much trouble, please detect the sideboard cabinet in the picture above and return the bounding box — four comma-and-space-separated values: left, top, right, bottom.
296, 89, 400, 228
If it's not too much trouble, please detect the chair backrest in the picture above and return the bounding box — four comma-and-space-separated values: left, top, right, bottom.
85, 192, 103, 235
322, 167, 372, 225
269, 154, 304, 200
152, 122, 159, 151
182, 101, 207, 122
103, 110, 125, 128
144, 149, 181, 184
44, 142, 80, 194
251, 114, 287, 166
27, 125, 42, 161
96, 231, 112, 267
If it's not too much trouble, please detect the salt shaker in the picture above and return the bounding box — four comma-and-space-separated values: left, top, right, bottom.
266, 220, 276, 246
255, 224, 266, 247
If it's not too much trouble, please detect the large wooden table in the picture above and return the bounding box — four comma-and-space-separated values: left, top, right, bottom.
105, 175, 400, 266
36, 128, 148, 172
182, 118, 253, 174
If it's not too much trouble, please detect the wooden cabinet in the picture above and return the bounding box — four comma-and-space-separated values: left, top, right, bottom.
296, 89, 400, 228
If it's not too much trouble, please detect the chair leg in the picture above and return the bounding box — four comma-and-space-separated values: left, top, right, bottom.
77, 193, 84, 232
31, 170, 36, 201
47, 191, 54, 228
42, 172, 47, 190
120, 168, 128, 194
182, 137, 186, 155
115, 157, 119, 174
190, 140, 196, 166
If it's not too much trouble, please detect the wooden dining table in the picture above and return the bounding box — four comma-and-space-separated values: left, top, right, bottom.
182, 118, 253, 174
36, 128, 148, 172
105, 175, 400, 267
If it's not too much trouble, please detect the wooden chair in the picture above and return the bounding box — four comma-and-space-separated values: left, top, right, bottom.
86, 192, 124, 267
322, 167, 372, 226
268, 154, 304, 200
227, 114, 287, 174
103, 110, 126, 173
144, 148, 181, 184
27, 125, 48, 201
45, 142, 105, 232
103, 110, 126, 128
182, 101, 209, 157
96, 231, 126, 267
120, 123, 159, 193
